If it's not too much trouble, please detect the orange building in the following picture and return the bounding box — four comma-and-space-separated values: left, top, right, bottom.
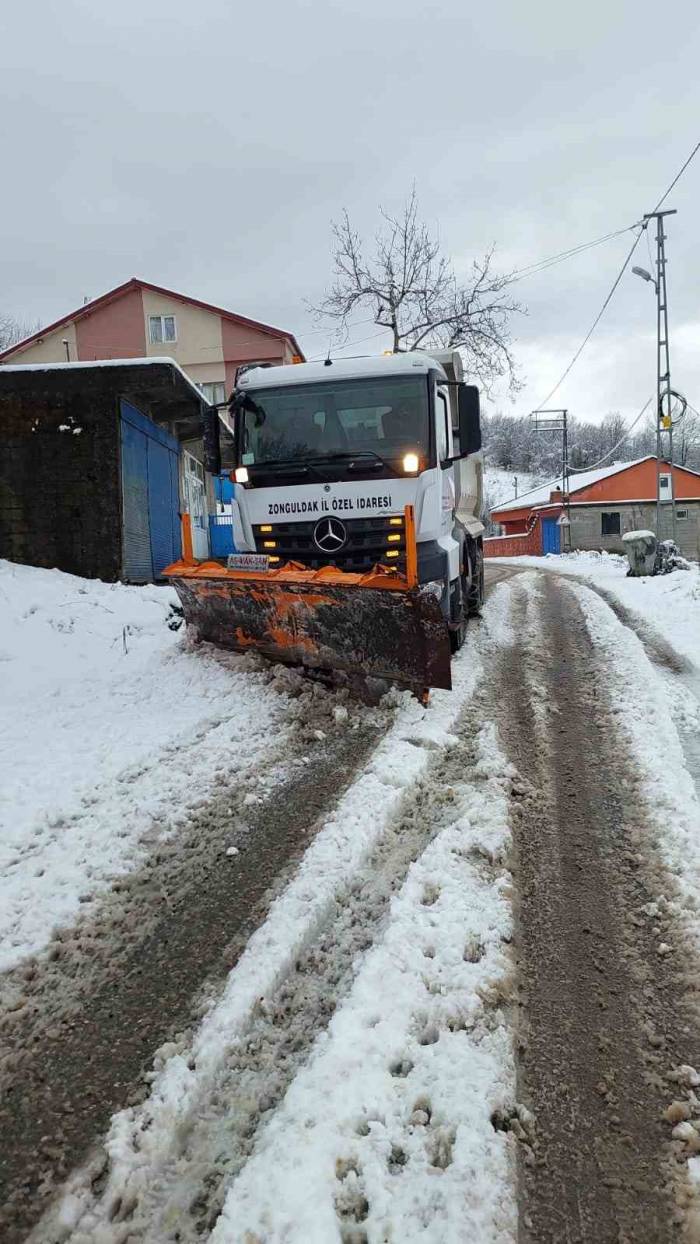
486, 457, 700, 561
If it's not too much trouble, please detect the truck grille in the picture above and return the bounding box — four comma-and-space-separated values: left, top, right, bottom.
253, 515, 406, 573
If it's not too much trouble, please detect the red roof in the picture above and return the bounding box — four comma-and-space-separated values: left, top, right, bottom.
0, 278, 304, 362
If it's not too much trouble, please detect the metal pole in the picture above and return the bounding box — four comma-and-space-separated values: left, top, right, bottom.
562, 410, 571, 551
644, 210, 677, 546
655, 219, 662, 543
658, 219, 677, 545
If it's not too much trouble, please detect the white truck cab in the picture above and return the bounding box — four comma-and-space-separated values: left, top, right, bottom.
223, 349, 484, 648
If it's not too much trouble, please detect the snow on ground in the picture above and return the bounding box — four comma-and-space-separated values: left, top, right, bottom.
46, 581, 519, 1244
0, 560, 291, 971
492, 551, 700, 671
210, 721, 516, 1244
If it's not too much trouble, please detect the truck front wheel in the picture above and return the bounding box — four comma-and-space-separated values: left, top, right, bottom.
448, 576, 468, 654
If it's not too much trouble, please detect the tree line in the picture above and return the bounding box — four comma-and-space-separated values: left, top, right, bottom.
483, 407, 700, 477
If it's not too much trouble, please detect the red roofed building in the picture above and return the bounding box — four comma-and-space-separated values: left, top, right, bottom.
486, 457, 700, 561
0, 278, 303, 402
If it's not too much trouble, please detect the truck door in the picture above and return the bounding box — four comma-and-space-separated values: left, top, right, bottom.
436, 387, 455, 524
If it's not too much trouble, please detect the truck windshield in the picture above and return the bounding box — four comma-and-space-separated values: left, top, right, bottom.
238, 376, 430, 467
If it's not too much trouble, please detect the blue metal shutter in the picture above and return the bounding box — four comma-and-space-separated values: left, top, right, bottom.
120, 399, 182, 582
147, 438, 178, 576
120, 418, 152, 583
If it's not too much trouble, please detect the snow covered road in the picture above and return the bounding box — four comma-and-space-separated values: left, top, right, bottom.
2, 560, 700, 1242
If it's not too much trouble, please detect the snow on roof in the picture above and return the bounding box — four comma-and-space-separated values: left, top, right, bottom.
0, 356, 210, 406
239, 351, 442, 389
492, 457, 652, 513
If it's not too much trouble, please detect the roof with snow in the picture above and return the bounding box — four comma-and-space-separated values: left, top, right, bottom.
493, 457, 651, 513
0, 355, 209, 406
0, 277, 304, 362
0, 357, 210, 437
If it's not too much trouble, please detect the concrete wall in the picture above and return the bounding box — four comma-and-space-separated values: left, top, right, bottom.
569, 502, 700, 560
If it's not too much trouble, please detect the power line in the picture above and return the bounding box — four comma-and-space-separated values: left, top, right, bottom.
533, 227, 645, 412
506, 224, 638, 285
653, 141, 700, 210
568, 397, 652, 471
532, 139, 700, 412
307, 327, 388, 361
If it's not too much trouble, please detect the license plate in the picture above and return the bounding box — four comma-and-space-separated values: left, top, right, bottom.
227, 553, 270, 572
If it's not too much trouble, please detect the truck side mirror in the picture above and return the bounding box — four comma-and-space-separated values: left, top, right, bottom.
458, 384, 481, 456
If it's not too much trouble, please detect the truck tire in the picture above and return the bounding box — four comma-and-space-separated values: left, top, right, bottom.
448, 577, 468, 653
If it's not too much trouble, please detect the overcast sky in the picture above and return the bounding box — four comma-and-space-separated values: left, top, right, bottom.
2, 0, 699, 424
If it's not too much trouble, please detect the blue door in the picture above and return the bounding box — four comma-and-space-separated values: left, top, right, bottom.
542, 518, 561, 555
120, 400, 181, 582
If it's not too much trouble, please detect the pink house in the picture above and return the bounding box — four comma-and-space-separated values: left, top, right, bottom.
0, 278, 304, 402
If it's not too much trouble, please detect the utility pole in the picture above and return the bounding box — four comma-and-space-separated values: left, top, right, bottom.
513, 475, 518, 498
643, 210, 677, 545
530, 408, 571, 550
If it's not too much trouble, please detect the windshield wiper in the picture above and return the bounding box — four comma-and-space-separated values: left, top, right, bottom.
307, 451, 398, 476
249, 459, 324, 481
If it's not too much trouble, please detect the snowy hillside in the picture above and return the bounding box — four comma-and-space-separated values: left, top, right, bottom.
482, 467, 542, 529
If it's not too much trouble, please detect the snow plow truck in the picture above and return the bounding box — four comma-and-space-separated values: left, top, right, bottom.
164, 349, 484, 698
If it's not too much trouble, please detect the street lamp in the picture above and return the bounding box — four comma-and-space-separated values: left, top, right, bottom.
632, 265, 657, 292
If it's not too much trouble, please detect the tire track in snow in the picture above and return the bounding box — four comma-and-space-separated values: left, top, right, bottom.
496, 574, 700, 1242
0, 705, 386, 1244
46, 700, 514, 1242
30, 578, 521, 1243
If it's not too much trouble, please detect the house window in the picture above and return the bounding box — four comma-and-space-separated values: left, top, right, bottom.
601, 512, 621, 536
659, 473, 672, 498
677, 508, 688, 520
198, 381, 226, 406
149, 315, 177, 344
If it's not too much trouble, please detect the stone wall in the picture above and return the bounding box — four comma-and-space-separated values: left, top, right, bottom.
0, 370, 122, 580
569, 503, 700, 561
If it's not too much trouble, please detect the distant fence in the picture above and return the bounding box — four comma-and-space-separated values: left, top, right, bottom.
484, 518, 542, 558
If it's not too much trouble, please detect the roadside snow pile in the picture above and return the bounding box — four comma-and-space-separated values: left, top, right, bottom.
210, 723, 516, 1244
0, 560, 290, 971
496, 551, 700, 671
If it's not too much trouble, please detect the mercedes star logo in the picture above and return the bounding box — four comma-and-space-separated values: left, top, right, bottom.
313, 515, 347, 553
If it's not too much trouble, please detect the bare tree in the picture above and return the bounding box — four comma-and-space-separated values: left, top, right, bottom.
0, 312, 41, 352
672, 408, 700, 466
314, 190, 523, 394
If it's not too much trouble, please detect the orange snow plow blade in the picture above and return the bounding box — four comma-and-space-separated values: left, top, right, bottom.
163, 559, 452, 693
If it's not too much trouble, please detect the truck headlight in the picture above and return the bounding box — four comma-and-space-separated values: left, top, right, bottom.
402, 452, 419, 474
420, 580, 444, 601
234, 466, 249, 484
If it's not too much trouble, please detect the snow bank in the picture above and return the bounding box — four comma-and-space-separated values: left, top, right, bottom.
211, 722, 516, 1244
0, 560, 289, 970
